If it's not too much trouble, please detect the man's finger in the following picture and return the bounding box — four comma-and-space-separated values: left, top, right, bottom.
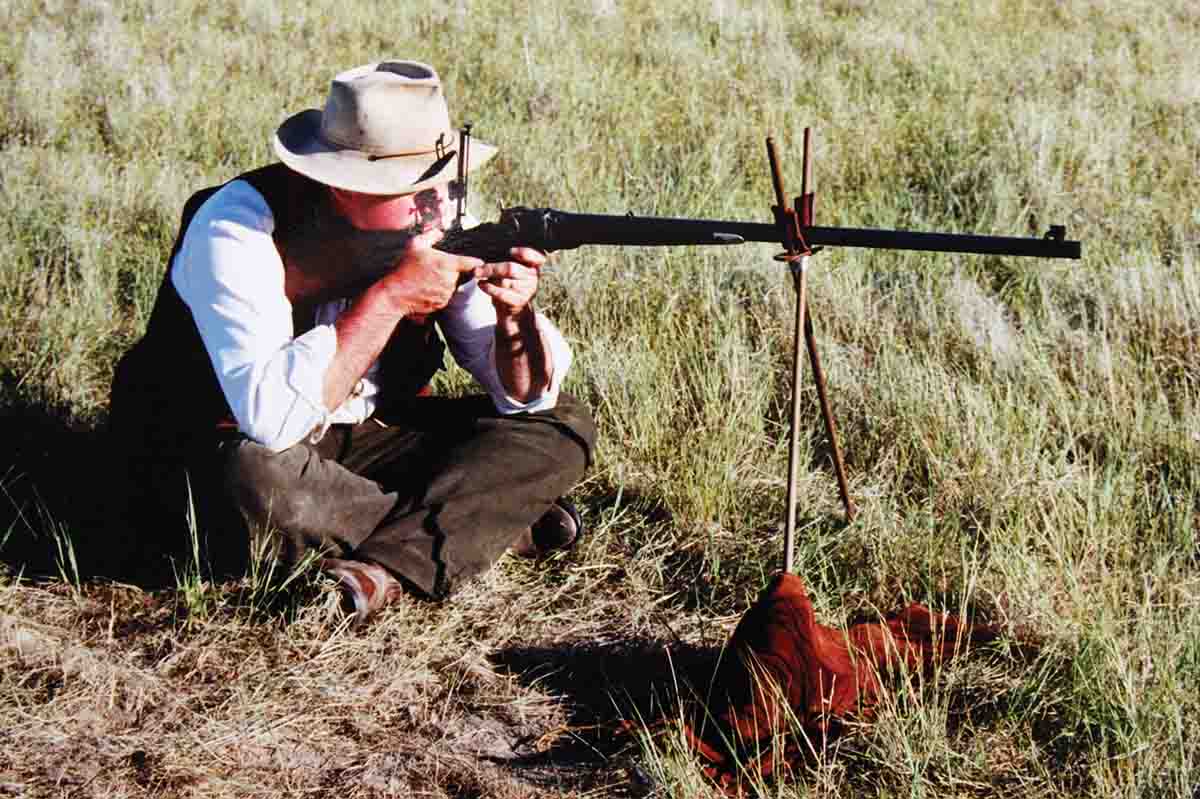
508, 247, 548, 267
475, 261, 537, 281
475, 262, 510, 281
454, 253, 485, 272
477, 281, 527, 306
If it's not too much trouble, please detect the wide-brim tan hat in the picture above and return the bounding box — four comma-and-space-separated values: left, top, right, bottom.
274, 60, 497, 196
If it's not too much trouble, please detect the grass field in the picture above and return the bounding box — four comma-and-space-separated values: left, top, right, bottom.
2, 0, 1198, 796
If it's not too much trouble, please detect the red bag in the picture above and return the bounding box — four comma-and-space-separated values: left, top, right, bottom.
683, 572, 1002, 790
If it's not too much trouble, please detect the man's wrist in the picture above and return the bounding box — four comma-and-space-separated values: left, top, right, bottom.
363, 277, 414, 319
495, 305, 537, 340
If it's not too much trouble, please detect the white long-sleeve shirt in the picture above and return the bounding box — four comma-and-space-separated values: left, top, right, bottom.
171, 179, 572, 452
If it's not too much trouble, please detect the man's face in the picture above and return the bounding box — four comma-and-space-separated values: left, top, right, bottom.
330, 183, 455, 234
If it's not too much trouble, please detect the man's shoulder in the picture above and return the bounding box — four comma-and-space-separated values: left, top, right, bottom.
184, 164, 317, 215
168, 167, 284, 270
233, 164, 325, 230
181, 164, 322, 237
237, 163, 319, 200
236, 162, 312, 193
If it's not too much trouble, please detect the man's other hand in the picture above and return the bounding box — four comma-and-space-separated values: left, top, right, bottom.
475, 247, 547, 319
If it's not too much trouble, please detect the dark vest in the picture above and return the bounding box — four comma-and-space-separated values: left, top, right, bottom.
110, 164, 444, 453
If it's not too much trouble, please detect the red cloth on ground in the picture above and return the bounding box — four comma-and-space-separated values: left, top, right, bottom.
684, 572, 1001, 788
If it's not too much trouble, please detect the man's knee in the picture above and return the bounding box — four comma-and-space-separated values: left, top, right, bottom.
223, 440, 317, 532
537, 392, 597, 469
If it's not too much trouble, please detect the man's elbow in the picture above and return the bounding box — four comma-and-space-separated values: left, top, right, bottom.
235, 417, 310, 454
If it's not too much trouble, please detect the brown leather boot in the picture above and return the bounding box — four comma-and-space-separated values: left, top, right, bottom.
321, 557, 406, 624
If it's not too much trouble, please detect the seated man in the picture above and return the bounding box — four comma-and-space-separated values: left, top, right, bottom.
110, 59, 595, 620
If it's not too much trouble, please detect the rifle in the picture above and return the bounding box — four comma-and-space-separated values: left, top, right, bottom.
434, 126, 1080, 263
434, 205, 1080, 263
434, 126, 1082, 571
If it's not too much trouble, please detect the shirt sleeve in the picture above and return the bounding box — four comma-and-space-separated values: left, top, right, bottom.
438, 277, 573, 414
171, 179, 337, 452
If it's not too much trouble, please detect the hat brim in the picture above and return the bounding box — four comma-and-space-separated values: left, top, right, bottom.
273, 109, 498, 196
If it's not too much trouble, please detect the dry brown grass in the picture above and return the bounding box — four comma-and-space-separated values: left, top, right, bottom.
1, 551, 732, 797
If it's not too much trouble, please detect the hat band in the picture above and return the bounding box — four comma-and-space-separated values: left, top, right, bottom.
321, 130, 455, 161
368, 147, 454, 163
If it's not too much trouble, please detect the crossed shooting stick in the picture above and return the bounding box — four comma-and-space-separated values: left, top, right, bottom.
765, 128, 1080, 572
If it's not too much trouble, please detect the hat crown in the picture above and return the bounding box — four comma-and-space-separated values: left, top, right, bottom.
273, 58, 497, 195
319, 61, 453, 156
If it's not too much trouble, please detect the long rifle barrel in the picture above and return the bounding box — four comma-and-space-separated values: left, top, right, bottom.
801, 224, 1080, 259
435, 207, 1082, 261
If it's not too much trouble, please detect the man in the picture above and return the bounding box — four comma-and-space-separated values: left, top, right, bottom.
110, 60, 595, 621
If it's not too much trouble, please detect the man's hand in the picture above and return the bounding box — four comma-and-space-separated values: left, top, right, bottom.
324, 231, 479, 410
474, 247, 547, 321
474, 247, 553, 401
379, 230, 482, 318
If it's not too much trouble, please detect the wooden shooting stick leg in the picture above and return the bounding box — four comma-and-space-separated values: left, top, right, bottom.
784, 256, 809, 574
803, 304, 856, 522
768, 130, 856, 575
768, 136, 807, 574
796, 130, 857, 525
